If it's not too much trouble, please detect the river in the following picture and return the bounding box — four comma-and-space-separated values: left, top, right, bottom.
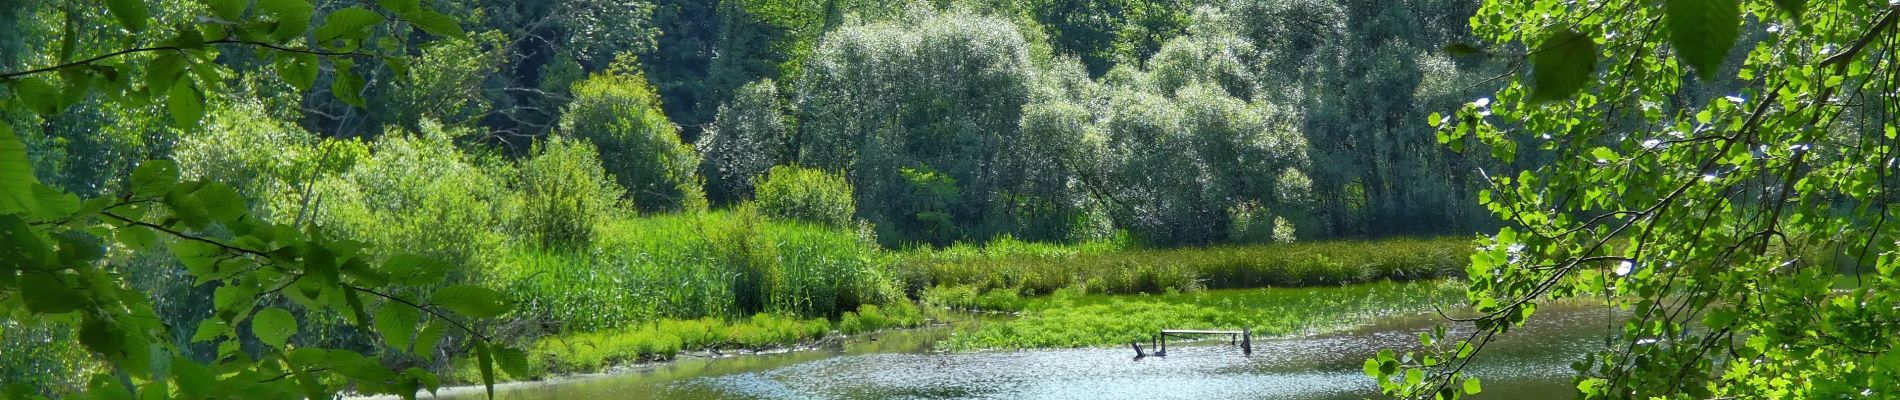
430, 299, 1611, 399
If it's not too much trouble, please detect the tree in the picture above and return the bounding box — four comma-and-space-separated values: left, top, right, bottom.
560, 67, 708, 213
795, 10, 1035, 245
0, 1, 526, 398
1371, 1, 1900, 398
699, 79, 793, 204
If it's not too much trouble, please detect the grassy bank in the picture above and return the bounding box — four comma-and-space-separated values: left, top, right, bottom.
941, 280, 1465, 350
903, 236, 1472, 301
453, 302, 930, 382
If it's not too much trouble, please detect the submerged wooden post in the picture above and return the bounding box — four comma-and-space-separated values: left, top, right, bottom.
1241, 328, 1252, 356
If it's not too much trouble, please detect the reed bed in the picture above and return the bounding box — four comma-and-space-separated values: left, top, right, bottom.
902, 236, 1473, 297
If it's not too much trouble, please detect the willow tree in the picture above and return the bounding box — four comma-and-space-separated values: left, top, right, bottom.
796, 10, 1037, 245
1373, 0, 1900, 398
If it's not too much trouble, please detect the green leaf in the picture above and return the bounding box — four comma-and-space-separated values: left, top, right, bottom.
375, 304, 420, 350
402, 10, 464, 39
28, 183, 79, 220
252, 307, 299, 349
377, 0, 421, 14
315, 7, 383, 43
256, 0, 315, 42
1530, 28, 1596, 102
383, 254, 450, 285
404, 368, 441, 394
104, 0, 150, 32
274, 52, 319, 91
331, 68, 366, 107
1590, 147, 1619, 162
191, 182, 246, 222
0, 125, 39, 214
191, 319, 229, 343
8, 77, 63, 115
144, 53, 186, 98
201, 0, 247, 21
494, 346, 532, 379
172, 356, 216, 399
430, 285, 511, 317
78, 316, 123, 361
166, 79, 205, 129
1664, 0, 1741, 80
131, 160, 180, 196
0, 215, 52, 272
1464, 376, 1483, 394
475, 342, 496, 399
21, 271, 85, 313
413, 320, 446, 360
1771, 0, 1807, 20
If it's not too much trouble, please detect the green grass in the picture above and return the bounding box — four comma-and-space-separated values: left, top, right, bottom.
460, 302, 927, 382
900, 236, 1473, 297
485, 210, 899, 332
940, 280, 1465, 350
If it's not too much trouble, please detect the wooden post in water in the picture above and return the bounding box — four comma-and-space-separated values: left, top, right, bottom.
1242, 328, 1252, 356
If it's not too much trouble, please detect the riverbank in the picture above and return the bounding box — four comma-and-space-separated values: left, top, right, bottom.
445, 301, 935, 384
941, 280, 1467, 350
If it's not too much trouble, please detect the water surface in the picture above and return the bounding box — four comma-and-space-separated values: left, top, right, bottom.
438, 301, 1610, 399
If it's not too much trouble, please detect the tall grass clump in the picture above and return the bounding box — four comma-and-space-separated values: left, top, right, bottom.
488, 211, 898, 333
900, 236, 1471, 296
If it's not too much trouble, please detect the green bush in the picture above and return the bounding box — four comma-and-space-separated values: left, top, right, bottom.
312, 122, 510, 267
512, 137, 624, 250
561, 70, 707, 213
755, 165, 856, 228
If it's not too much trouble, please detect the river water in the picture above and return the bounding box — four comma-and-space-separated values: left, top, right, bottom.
436, 303, 1611, 399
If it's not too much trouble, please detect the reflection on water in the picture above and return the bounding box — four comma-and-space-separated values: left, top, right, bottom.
437, 303, 1610, 400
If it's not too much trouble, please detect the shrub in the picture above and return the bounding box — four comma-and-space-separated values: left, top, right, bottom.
561, 70, 707, 213
512, 137, 624, 250
311, 121, 509, 267
755, 165, 855, 228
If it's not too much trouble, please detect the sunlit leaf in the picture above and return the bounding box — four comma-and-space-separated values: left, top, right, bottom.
315, 7, 382, 43
201, 0, 247, 21
256, 0, 315, 42
252, 307, 299, 349
166, 79, 205, 129
274, 52, 319, 91
104, 0, 149, 32
403, 10, 465, 39
430, 285, 511, 317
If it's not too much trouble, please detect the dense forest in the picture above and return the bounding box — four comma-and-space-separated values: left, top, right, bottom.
3, 0, 1897, 398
